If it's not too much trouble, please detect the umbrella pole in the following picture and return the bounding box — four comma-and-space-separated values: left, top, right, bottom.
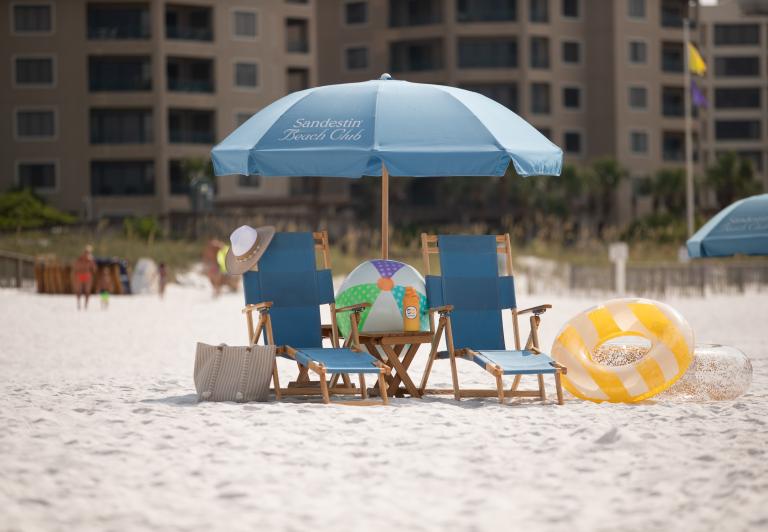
381, 165, 389, 259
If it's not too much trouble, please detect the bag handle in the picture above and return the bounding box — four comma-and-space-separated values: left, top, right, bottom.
202, 344, 225, 400
235, 346, 252, 403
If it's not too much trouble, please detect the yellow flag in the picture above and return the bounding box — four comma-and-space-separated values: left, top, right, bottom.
688, 43, 707, 76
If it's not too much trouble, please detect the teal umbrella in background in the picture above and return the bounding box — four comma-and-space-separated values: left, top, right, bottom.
687, 193, 768, 258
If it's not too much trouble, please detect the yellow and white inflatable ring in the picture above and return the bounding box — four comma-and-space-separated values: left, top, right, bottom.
552, 298, 695, 403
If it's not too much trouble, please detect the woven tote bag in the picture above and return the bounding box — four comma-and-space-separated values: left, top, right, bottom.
194, 343, 276, 402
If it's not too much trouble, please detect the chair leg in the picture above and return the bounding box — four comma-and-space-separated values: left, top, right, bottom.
555, 372, 564, 405
510, 375, 522, 392
537, 375, 546, 401
378, 373, 388, 405
341, 373, 352, 387
329, 373, 341, 389
359, 374, 367, 400
319, 370, 330, 404
272, 358, 282, 400
449, 354, 460, 401
495, 373, 505, 404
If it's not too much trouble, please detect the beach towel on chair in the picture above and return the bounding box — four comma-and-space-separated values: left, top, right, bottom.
194, 342, 276, 402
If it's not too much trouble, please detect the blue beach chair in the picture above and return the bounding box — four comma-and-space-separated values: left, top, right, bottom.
242, 231, 389, 404
419, 233, 566, 404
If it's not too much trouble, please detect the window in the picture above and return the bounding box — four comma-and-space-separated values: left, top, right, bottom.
661, 41, 683, 72
233, 11, 258, 38
628, 0, 645, 19
389, 0, 442, 27
287, 67, 310, 92
562, 41, 580, 63
345, 1, 367, 24
562, 87, 580, 109
628, 86, 647, 109
458, 38, 517, 68
529, 0, 548, 22
661, 86, 684, 117
530, 82, 550, 114
460, 83, 518, 111
563, 131, 581, 154
17, 162, 56, 190
16, 110, 55, 139
90, 109, 153, 144
630, 131, 648, 154
165, 4, 212, 41
629, 40, 646, 63
456, 0, 516, 22
235, 112, 251, 126
89, 56, 151, 91
13, 4, 52, 32
168, 109, 215, 144
286, 18, 309, 52
14, 57, 54, 86
87, 3, 149, 39
168, 160, 191, 195
346, 47, 369, 70
714, 56, 760, 77
562, 0, 578, 18
91, 161, 155, 196
715, 120, 761, 140
234, 62, 258, 88
238, 175, 261, 188
714, 24, 759, 46
530, 36, 550, 68
662, 131, 684, 161
167, 57, 214, 93
390, 39, 444, 72
716, 151, 763, 172
714, 88, 761, 109
660, 0, 684, 28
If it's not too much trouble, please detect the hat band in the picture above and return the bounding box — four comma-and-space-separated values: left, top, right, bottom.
235, 240, 261, 262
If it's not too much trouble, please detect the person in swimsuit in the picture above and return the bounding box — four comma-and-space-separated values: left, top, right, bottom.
72, 245, 97, 310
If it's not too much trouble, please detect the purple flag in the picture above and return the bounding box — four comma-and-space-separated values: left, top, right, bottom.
691, 80, 708, 108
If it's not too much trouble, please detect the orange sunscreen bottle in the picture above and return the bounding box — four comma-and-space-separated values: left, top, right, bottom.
403, 287, 420, 332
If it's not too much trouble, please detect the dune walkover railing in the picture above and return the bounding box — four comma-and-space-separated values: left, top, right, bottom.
0, 250, 36, 289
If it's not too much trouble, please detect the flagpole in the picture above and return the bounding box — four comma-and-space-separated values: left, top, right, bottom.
683, 17, 695, 237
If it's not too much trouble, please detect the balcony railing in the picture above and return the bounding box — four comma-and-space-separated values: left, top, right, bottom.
167, 79, 213, 93
166, 26, 212, 41
169, 130, 214, 144
287, 40, 309, 53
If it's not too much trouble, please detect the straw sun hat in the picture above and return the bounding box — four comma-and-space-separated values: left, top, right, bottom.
224, 225, 275, 275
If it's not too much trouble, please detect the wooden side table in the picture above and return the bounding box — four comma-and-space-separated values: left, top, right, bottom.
358, 331, 434, 398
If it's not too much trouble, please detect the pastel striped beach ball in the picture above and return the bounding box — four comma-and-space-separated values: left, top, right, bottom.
335, 259, 428, 338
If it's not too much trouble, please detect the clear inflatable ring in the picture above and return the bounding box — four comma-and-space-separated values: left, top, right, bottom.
551, 298, 695, 403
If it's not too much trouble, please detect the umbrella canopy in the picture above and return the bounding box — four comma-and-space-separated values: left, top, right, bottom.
212, 75, 561, 178
211, 74, 563, 257
687, 193, 768, 258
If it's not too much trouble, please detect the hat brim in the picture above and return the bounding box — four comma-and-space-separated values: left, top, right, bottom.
224, 226, 276, 275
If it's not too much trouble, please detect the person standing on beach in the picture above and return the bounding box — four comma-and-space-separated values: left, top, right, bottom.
72, 245, 97, 310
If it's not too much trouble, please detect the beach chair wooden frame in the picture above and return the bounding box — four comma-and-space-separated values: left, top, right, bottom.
419, 233, 567, 405
243, 231, 389, 405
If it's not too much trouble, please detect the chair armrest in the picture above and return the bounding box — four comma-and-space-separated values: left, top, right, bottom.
241, 301, 273, 314
335, 302, 371, 313
429, 305, 454, 315
517, 304, 552, 316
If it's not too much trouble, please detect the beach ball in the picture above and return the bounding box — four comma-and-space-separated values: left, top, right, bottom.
335, 259, 429, 337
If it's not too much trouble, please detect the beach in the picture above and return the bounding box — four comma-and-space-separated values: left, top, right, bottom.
1, 285, 766, 532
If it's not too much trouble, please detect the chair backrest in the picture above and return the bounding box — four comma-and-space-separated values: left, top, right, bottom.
423, 234, 517, 351
243, 232, 335, 348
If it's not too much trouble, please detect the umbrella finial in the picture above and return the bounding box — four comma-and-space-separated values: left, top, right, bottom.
379, 73, 392, 80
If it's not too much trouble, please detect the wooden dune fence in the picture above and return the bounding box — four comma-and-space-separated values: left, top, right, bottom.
0, 250, 36, 289
566, 262, 768, 296
34, 259, 127, 295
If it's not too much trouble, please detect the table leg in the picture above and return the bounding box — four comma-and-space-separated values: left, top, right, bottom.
380, 344, 421, 398
388, 343, 419, 395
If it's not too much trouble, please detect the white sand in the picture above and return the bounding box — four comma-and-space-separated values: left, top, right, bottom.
1, 285, 766, 532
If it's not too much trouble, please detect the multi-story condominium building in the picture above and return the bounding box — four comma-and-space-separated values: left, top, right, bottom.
1, 0, 316, 219
697, 0, 768, 185
317, 0, 766, 223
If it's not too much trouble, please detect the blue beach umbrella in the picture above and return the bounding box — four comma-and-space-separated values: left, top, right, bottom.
211, 74, 562, 257
687, 193, 768, 258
